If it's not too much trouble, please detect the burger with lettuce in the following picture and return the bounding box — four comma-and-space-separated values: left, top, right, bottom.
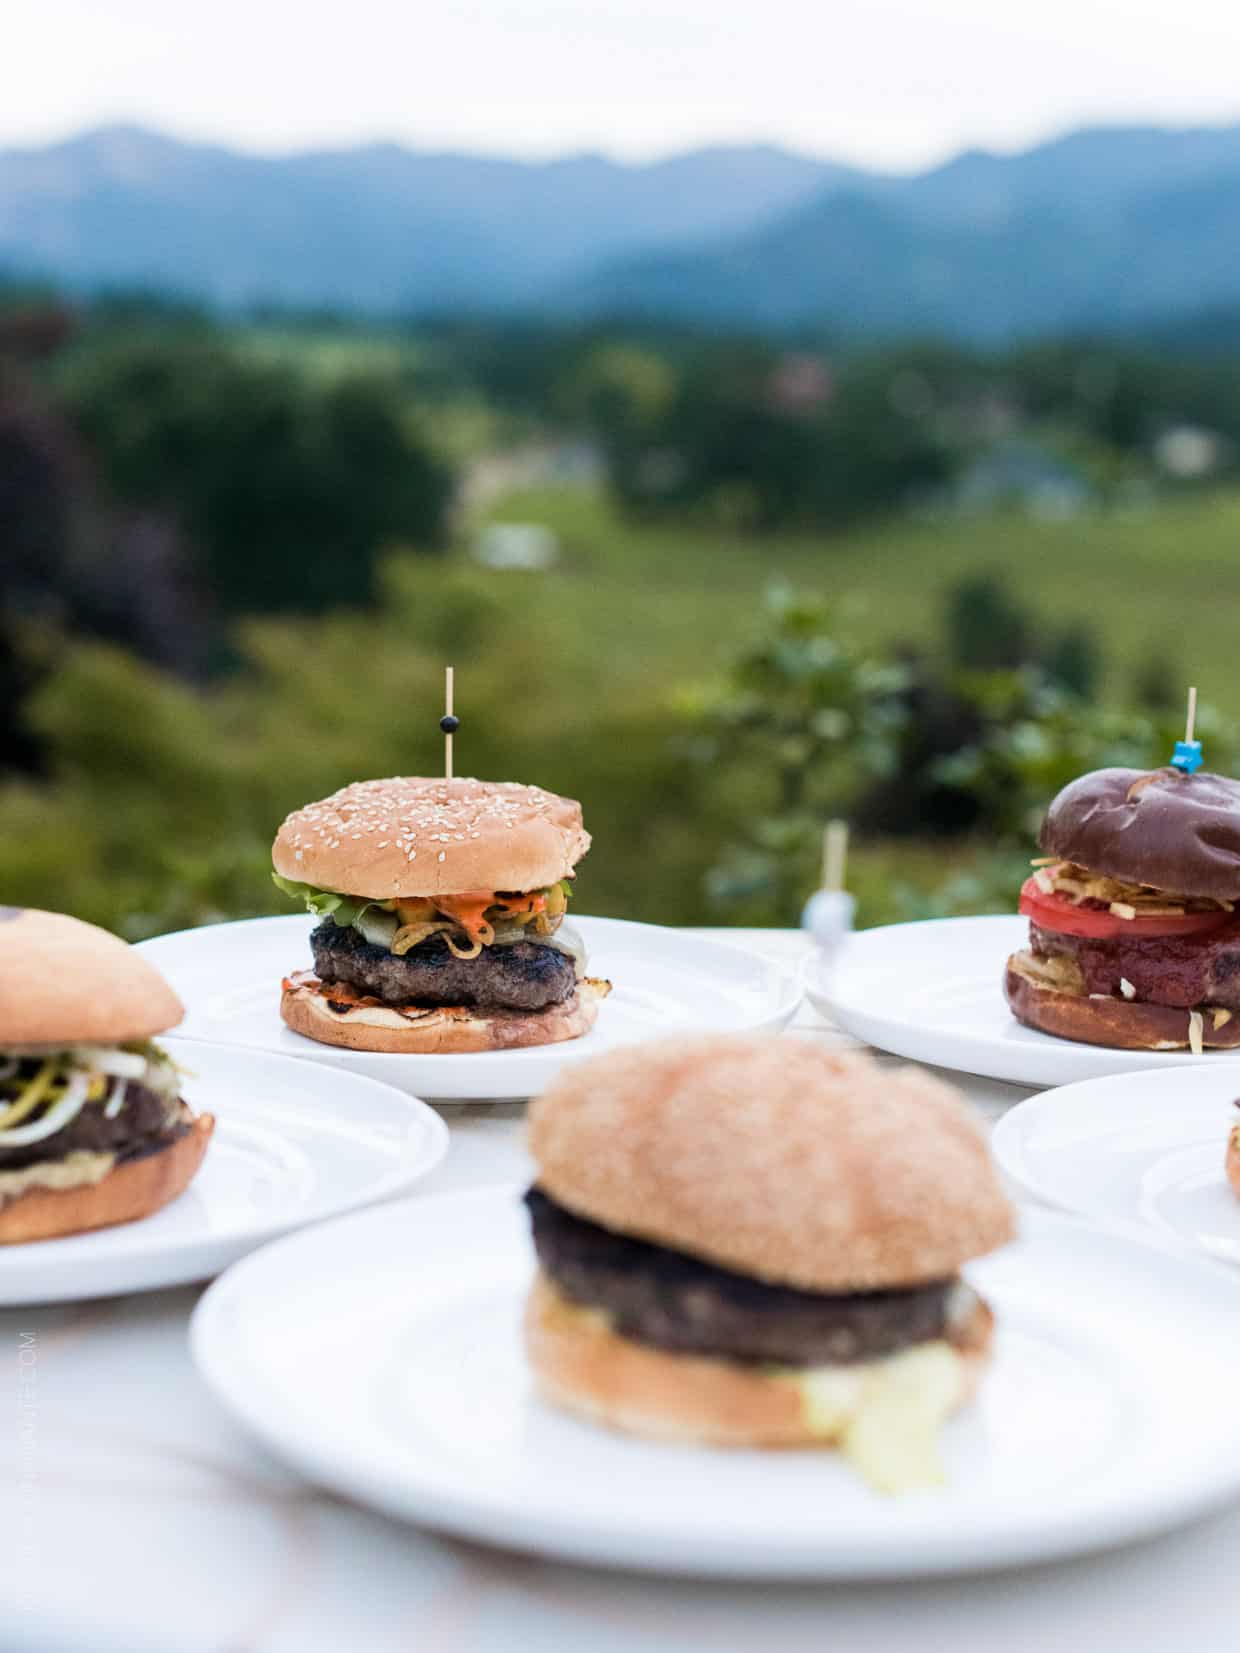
273, 776, 609, 1054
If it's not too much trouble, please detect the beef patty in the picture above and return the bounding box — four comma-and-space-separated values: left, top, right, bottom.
1031, 915, 1240, 1009
526, 1188, 966, 1368
311, 921, 577, 1012
0, 1083, 188, 1171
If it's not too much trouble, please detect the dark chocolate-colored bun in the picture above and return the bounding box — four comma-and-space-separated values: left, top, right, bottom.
1039, 767, 1240, 899
1005, 954, 1240, 1051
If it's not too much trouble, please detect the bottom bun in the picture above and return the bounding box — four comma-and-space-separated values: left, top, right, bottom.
280, 972, 610, 1054
0, 1108, 214, 1245
1227, 1126, 1240, 1202
1005, 952, 1240, 1052
524, 1273, 993, 1450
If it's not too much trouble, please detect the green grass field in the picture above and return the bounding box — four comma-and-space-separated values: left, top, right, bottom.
484, 484, 1240, 706
8, 479, 1239, 939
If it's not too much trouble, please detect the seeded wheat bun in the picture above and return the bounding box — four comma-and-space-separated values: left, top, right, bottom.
1040, 767, 1240, 900
527, 1037, 1015, 1293
0, 1109, 213, 1244
526, 1273, 994, 1449
273, 776, 590, 899
0, 906, 184, 1044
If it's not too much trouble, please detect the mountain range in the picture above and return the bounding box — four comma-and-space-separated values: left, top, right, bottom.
6, 122, 1240, 339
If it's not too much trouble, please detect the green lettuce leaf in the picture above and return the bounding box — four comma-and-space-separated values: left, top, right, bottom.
271, 873, 373, 928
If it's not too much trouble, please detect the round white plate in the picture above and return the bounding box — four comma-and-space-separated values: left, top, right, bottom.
993, 1066, 1240, 1267
806, 914, 1240, 1086
0, 1039, 447, 1305
137, 916, 801, 1100
191, 1185, 1240, 1580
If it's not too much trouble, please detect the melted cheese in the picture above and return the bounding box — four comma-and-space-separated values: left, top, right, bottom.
790, 1341, 964, 1494
0, 1150, 116, 1205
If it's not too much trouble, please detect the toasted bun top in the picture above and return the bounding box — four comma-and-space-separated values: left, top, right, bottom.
272, 776, 591, 898
1040, 766, 1240, 899
0, 908, 184, 1045
528, 1036, 1015, 1292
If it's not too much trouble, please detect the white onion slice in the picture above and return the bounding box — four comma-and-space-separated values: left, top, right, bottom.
69, 1046, 149, 1079
0, 1071, 91, 1145
103, 1079, 129, 1119
0, 1055, 18, 1080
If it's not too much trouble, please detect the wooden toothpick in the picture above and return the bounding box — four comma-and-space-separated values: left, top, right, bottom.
1185, 684, 1197, 746
440, 666, 458, 779
822, 819, 849, 893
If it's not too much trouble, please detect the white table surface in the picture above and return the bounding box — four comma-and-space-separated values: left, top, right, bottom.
2, 929, 1238, 1653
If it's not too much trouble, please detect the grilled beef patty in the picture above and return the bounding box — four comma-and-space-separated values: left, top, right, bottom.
526, 1188, 964, 1367
0, 1083, 188, 1171
1031, 915, 1240, 1008
311, 921, 577, 1012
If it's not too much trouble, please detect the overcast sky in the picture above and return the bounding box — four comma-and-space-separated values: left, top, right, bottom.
7, 0, 1240, 169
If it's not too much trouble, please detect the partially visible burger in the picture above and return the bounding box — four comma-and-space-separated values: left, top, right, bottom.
1227, 1104, 1240, 1201
0, 907, 213, 1244
273, 776, 610, 1054
1005, 767, 1240, 1052
523, 1036, 1014, 1492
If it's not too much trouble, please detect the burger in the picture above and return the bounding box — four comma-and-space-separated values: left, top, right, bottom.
1227, 1104, 1240, 1201
272, 775, 610, 1054
1005, 767, 1240, 1052
523, 1036, 1014, 1492
0, 907, 213, 1244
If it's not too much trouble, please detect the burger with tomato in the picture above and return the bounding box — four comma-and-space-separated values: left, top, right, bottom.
272, 776, 610, 1054
1005, 766, 1240, 1052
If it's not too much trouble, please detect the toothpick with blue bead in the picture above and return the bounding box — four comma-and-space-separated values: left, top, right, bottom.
441, 665, 459, 779
802, 819, 855, 976
1170, 685, 1202, 775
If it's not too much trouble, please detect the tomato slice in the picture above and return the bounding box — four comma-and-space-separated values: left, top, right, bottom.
1018, 877, 1230, 940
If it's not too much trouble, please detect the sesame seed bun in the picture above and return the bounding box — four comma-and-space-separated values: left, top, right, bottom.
524, 1273, 993, 1448
1004, 951, 1240, 1050
1227, 1122, 1240, 1201
527, 1037, 1015, 1293
280, 972, 608, 1054
272, 776, 590, 899
0, 907, 184, 1045
0, 1108, 214, 1244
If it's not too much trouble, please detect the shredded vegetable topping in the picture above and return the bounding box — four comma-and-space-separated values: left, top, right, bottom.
273, 873, 575, 958
1029, 860, 1233, 919
0, 1041, 184, 1150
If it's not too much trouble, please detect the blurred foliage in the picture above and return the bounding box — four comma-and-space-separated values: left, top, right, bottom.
7, 296, 1240, 938
54, 330, 453, 617
694, 577, 1230, 924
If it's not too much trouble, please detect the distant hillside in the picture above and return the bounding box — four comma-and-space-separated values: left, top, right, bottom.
0, 125, 840, 311
575, 130, 1240, 341
10, 121, 1240, 337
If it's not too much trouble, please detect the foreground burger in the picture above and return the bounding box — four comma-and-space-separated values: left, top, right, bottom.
1006, 766, 1240, 1052
523, 1036, 1014, 1492
273, 776, 609, 1054
0, 907, 212, 1243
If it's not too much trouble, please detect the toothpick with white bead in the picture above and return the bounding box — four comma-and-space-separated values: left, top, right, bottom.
441, 666, 459, 779
801, 819, 856, 974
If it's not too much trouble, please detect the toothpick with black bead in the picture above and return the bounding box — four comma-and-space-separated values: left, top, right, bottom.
441, 666, 459, 779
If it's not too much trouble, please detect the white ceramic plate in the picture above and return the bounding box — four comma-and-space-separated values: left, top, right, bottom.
993, 1066, 1240, 1267
191, 1185, 1240, 1580
137, 916, 801, 1100
0, 1040, 447, 1305
806, 914, 1240, 1086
